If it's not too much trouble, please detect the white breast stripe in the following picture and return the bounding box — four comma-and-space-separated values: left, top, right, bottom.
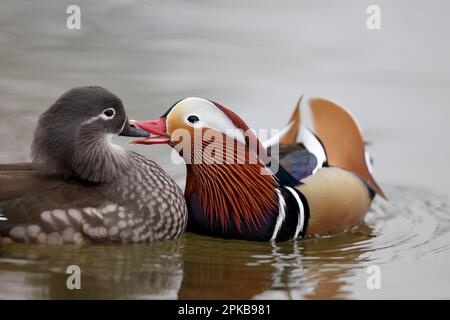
299, 125, 326, 174
271, 189, 286, 241
286, 186, 305, 239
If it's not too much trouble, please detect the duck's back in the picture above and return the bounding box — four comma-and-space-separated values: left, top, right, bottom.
0, 164, 108, 243
0, 163, 57, 200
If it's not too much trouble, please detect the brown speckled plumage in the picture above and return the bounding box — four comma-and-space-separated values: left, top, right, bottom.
0, 86, 187, 244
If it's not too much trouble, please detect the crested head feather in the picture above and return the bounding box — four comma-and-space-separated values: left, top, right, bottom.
212, 101, 271, 165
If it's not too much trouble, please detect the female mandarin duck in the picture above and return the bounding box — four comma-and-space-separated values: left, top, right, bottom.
0, 86, 187, 244
132, 97, 385, 242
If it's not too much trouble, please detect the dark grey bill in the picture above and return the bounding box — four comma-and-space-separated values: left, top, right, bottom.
120, 121, 150, 137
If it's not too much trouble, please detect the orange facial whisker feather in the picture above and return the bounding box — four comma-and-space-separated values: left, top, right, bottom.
183, 129, 279, 231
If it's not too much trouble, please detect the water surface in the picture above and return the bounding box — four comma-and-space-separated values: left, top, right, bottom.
1, 0, 449, 299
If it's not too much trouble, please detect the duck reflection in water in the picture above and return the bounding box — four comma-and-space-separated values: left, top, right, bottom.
0, 224, 374, 299
178, 223, 375, 300
0, 240, 184, 299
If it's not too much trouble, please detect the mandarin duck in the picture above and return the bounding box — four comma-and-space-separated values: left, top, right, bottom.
0, 86, 187, 244
132, 97, 384, 242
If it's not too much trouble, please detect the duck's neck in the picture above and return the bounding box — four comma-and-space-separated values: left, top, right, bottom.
72, 132, 130, 183
182, 131, 280, 234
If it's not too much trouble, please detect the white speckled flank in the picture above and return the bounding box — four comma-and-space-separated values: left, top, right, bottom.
108, 226, 119, 237
52, 209, 70, 227
36, 232, 47, 244
68, 209, 82, 225
9, 225, 26, 241
47, 232, 62, 245
62, 227, 74, 243
2, 150, 187, 244
73, 232, 83, 244
104, 204, 116, 213
1, 237, 13, 244
117, 220, 127, 229
0, 87, 187, 245
41, 211, 57, 229
27, 225, 41, 239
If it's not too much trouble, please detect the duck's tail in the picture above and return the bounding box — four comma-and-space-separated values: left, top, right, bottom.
266, 97, 385, 199
307, 97, 385, 198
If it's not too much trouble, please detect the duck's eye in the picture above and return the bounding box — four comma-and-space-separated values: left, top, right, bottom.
187, 115, 199, 123
101, 108, 115, 119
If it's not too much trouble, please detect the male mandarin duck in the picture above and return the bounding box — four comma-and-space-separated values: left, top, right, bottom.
0, 86, 187, 244
132, 96, 384, 242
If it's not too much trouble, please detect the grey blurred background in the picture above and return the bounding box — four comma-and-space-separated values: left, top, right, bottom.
1, 0, 449, 194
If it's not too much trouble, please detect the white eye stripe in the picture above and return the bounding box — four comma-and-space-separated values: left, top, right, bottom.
170, 97, 247, 144
81, 108, 117, 125
100, 108, 116, 120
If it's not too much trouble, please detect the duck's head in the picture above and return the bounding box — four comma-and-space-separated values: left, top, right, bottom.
132, 97, 247, 143
131, 97, 270, 163
132, 98, 278, 230
31, 86, 149, 181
